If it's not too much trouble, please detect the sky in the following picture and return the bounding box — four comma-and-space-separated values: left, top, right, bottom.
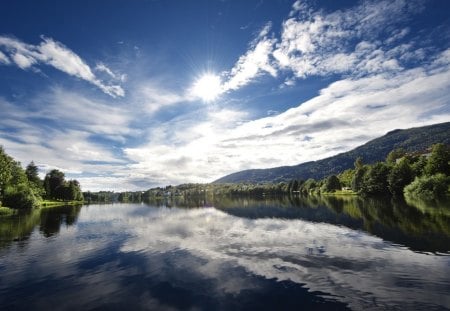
0, 0, 449, 191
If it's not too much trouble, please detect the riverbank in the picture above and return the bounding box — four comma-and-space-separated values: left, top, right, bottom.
0, 200, 83, 216
40, 200, 83, 208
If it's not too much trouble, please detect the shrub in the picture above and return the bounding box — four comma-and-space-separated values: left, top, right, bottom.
404, 174, 448, 201
3, 183, 39, 209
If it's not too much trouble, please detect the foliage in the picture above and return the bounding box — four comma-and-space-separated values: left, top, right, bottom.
338, 169, 355, 188
411, 156, 427, 177
25, 161, 41, 186
404, 174, 448, 201
388, 158, 414, 195
424, 143, 450, 176
0, 206, 16, 216
0, 146, 14, 198
351, 166, 367, 192
360, 162, 390, 195
0, 147, 82, 208
386, 148, 406, 164
322, 175, 341, 193
44, 169, 66, 199
3, 183, 39, 209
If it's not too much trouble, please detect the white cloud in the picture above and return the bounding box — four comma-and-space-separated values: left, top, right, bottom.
122, 51, 450, 185
222, 0, 428, 90
0, 36, 124, 97
222, 23, 277, 92
1, 204, 448, 309
95, 62, 116, 78
35, 88, 132, 137
135, 82, 187, 114
11, 52, 36, 69
0, 50, 9, 64
118, 207, 449, 310
0, 88, 130, 183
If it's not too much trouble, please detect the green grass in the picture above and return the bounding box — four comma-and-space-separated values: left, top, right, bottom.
40, 200, 83, 208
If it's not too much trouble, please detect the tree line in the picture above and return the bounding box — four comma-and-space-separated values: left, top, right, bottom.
139, 143, 449, 202
79, 143, 450, 205
0, 146, 83, 209
287, 143, 449, 200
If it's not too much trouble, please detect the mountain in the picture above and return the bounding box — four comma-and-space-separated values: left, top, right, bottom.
214, 122, 450, 184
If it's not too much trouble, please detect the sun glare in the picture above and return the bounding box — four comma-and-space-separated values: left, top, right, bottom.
192, 74, 222, 102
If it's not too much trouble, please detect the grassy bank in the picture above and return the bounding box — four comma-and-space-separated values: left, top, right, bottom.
40, 200, 83, 208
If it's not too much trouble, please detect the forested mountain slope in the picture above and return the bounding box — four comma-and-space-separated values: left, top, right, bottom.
214, 122, 450, 184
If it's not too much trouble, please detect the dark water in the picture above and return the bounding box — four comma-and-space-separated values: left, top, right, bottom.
1, 196, 449, 310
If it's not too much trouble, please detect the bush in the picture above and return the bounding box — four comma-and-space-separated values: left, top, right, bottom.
3, 183, 39, 209
404, 174, 448, 201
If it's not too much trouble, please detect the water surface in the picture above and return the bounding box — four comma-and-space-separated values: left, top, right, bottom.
1, 196, 449, 310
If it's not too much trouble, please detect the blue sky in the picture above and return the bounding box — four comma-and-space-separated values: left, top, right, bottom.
1, 0, 449, 191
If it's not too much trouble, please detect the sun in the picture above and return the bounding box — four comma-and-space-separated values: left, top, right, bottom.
192, 73, 222, 102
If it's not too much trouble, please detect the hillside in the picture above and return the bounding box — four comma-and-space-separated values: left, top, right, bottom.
214, 122, 450, 184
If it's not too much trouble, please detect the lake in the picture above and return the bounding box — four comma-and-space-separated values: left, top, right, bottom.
1, 195, 449, 310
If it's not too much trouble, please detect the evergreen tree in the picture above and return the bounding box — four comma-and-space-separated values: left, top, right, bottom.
25, 161, 41, 186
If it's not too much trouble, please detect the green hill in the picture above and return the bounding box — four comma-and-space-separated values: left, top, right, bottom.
214, 122, 450, 184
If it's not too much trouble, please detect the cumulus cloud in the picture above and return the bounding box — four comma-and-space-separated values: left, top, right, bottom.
0, 36, 124, 97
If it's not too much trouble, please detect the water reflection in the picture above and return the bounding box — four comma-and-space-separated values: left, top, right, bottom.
159, 194, 450, 253
0, 204, 82, 247
0, 199, 449, 310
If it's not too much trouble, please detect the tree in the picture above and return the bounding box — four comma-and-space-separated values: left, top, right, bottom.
322, 175, 341, 193
351, 167, 367, 192
388, 158, 414, 195
0, 146, 14, 200
361, 162, 390, 195
44, 169, 65, 199
411, 156, 427, 177
386, 148, 406, 164
425, 143, 450, 176
25, 161, 41, 186
338, 169, 354, 188
301, 178, 317, 195
0, 147, 39, 208
25, 161, 45, 199
3, 183, 38, 209
354, 157, 364, 170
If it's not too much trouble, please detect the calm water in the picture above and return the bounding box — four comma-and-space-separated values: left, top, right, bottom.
1, 196, 449, 310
